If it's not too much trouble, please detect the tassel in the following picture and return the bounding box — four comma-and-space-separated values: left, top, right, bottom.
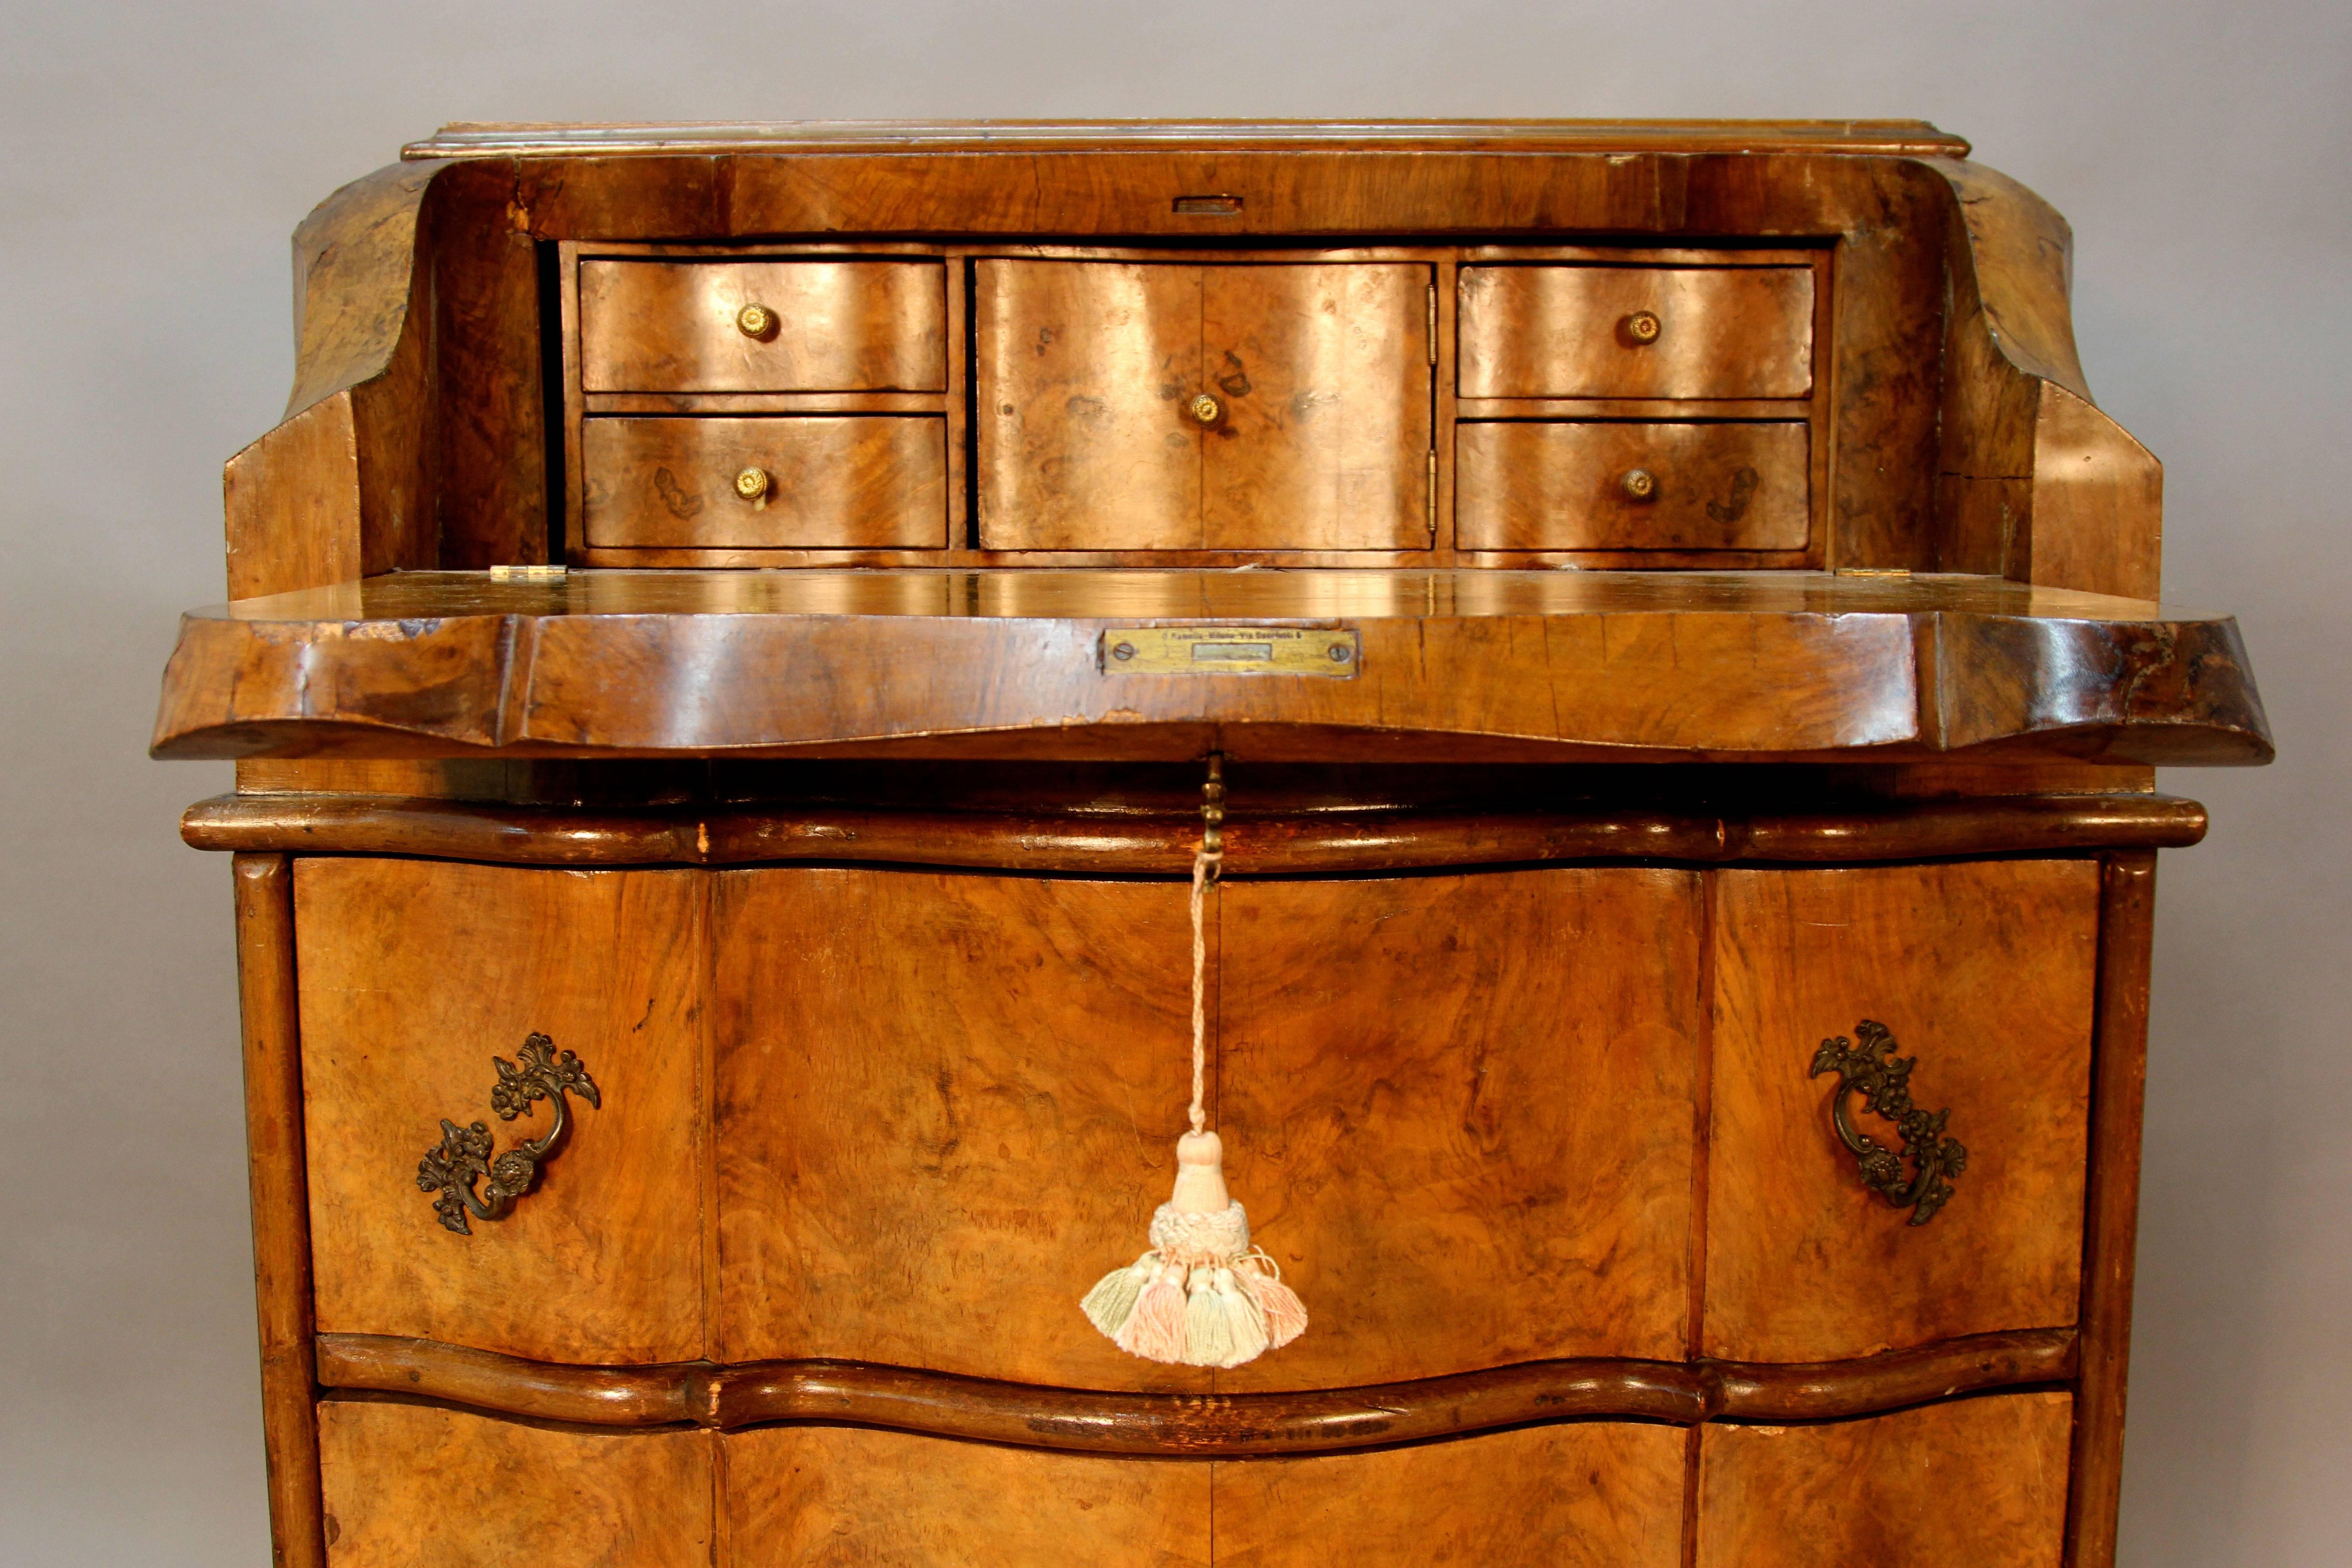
1078, 760, 1308, 1369
1083, 1129, 1307, 1368
1237, 1253, 1308, 1350
1115, 1259, 1190, 1362
1081, 1252, 1158, 1338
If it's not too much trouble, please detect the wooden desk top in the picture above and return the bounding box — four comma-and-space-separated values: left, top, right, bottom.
151, 569, 2269, 766
402, 119, 1972, 161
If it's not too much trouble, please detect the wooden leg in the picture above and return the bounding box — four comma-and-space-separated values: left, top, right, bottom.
2065, 849, 2157, 1567
234, 854, 326, 1568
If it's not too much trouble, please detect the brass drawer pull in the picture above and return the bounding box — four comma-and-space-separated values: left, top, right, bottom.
1622, 309, 1662, 344
735, 301, 776, 338
734, 466, 772, 502
415, 1034, 601, 1236
1620, 467, 1658, 501
1810, 1019, 1966, 1226
1188, 392, 1224, 425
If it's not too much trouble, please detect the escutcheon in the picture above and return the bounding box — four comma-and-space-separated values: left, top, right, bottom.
415, 1034, 601, 1235
1810, 1019, 1965, 1225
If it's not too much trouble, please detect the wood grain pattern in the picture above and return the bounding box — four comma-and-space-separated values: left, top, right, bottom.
1215, 869, 1702, 1387
1213, 1422, 1686, 1567
1694, 1394, 2075, 1568
712, 867, 1203, 1386
179, 790, 2211, 871
150, 571, 2272, 766
297, 859, 706, 1363
1457, 265, 1813, 399
225, 397, 363, 600
725, 1425, 1210, 1567
579, 258, 946, 392
232, 857, 325, 1568
1704, 860, 2100, 1362
2067, 851, 2156, 1568
1455, 421, 1809, 551
313, 1325, 2077, 1449
977, 260, 1431, 550
2031, 381, 2162, 601
315, 1400, 712, 1568
579, 415, 945, 549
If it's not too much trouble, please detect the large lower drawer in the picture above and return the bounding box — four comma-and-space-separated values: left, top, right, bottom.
580, 415, 946, 549
294, 854, 2095, 1381
315, 1404, 1685, 1567
314, 1395, 2070, 1566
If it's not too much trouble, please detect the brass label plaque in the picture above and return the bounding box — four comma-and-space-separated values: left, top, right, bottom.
1101, 626, 1360, 677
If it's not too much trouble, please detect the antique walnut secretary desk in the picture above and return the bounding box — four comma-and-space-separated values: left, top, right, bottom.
152, 121, 2271, 1567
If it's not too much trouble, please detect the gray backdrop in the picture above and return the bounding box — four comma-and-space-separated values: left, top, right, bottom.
3, 2, 2344, 1561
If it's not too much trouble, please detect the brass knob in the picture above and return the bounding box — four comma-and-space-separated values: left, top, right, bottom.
1620, 467, 1658, 501
1188, 392, 1223, 425
735, 302, 775, 338
1624, 309, 1662, 344
734, 466, 772, 500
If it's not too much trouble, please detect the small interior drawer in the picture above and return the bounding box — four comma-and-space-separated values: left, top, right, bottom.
579, 259, 947, 393
1458, 264, 1814, 399
1455, 421, 1809, 551
581, 416, 946, 549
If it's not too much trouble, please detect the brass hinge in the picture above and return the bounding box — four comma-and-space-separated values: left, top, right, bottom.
1426, 451, 1438, 537
1426, 284, 1439, 364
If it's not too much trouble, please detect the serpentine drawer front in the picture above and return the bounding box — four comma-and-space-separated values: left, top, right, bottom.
311, 1393, 2073, 1567
293, 853, 2094, 1382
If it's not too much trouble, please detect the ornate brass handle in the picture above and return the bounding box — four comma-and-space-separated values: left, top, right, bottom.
1188, 392, 1223, 425
1620, 467, 1658, 501
735, 301, 775, 338
1810, 1020, 1965, 1226
416, 1034, 600, 1235
734, 466, 772, 501
1623, 309, 1663, 344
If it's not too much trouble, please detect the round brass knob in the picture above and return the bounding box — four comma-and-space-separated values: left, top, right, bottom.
735, 302, 775, 338
1188, 392, 1223, 425
1620, 468, 1658, 501
1624, 309, 1662, 344
734, 466, 772, 500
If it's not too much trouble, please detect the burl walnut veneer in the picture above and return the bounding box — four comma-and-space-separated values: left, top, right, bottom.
157, 121, 2271, 1568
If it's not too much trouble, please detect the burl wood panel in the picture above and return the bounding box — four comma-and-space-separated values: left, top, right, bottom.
297, 859, 706, 1363
1215, 869, 1702, 1388
1704, 860, 2099, 1362
1212, 1422, 1686, 1567
579, 258, 946, 392
977, 260, 1431, 550
1458, 265, 1813, 399
712, 867, 1205, 1387
1455, 421, 1809, 551
1694, 1393, 2074, 1568
316, 1401, 712, 1568
726, 1426, 1210, 1567
579, 416, 946, 548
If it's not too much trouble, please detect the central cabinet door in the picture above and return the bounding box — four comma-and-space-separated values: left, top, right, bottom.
976, 259, 1435, 551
